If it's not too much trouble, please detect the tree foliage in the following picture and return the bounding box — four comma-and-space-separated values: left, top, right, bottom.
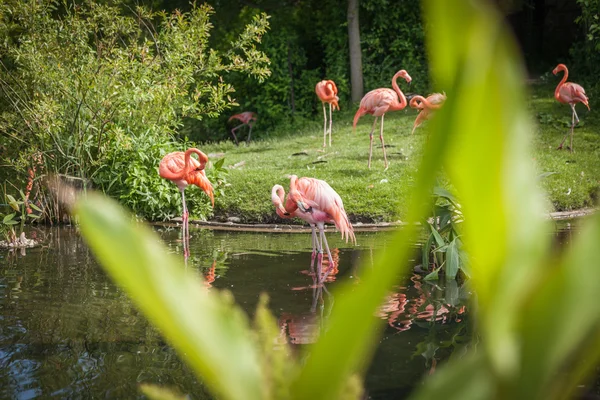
0, 0, 269, 220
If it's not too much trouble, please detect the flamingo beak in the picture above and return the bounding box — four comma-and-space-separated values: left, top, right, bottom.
277, 204, 289, 216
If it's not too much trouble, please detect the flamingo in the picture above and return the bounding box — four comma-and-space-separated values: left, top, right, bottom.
271, 175, 356, 269
159, 148, 214, 257
353, 69, 412, 169
315, 80, 340, 147
228, 111, 257, 145
409, 92, 446, 135
553, 63, 590, 152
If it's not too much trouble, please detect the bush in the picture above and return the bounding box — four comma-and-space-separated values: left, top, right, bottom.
0, 0, 269, 221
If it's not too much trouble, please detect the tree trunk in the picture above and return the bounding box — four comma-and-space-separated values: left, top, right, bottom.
347, 0, 363, 102
287, 40, 296, 115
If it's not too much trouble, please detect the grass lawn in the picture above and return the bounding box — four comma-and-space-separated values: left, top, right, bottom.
200, 82, 600, 224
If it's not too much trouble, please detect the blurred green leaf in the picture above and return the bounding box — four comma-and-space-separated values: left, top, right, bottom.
517, 213, 600, 399
74, 193, 264, 400
425, 0, 550, 378
139, 384, 188, 400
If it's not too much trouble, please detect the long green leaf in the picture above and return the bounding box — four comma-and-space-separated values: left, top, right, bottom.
516, 213, 600, 399
290, 37, 456, 399
445, 238, 460, 280
74, 193, 263, 400
425, 0, 550, 377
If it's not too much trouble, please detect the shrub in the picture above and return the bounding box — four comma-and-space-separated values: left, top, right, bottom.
0, 0, 269, 220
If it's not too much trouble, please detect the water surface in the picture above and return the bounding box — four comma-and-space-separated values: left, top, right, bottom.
2, 221, 576, 398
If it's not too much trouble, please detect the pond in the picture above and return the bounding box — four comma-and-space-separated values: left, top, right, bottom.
0, 220, 580, 399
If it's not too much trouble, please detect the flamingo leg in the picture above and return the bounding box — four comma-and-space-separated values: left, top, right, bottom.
571, 104, 580, 153
246, 123, 253, 144
318, 223, 334, 270
558, 104, 578, 152
181, 189, 189, 258
368, 117, 378, 169
231, 123, 246, 146
322, 102, 327, 147
328, 102, 333, 147
412, 111, 424, 135
380, 114, 389, 170
310, 224, 319, 261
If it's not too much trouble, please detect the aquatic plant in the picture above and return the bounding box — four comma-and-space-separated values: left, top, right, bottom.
421, 187, 468, 281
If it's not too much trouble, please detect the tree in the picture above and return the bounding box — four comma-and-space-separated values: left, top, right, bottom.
347, 0, 364, 102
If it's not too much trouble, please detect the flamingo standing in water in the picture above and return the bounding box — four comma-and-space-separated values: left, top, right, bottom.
553, 63, 590, 152
315, 80, 340, 147
409, 93, 446, 135
159, 148, 214, 257
353, 69, 412, 169
228, 111, 257, 145
271, 175, 355, 269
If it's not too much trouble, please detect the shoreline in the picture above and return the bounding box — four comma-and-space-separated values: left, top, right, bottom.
153, 208, 598, 233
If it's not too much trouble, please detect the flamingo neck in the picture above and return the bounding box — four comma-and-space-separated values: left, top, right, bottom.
272, 185, 295, 218
555, 67, 568, 100
409, 95, 427, 110
185, 148, 208, 171
391, 72, 408, 111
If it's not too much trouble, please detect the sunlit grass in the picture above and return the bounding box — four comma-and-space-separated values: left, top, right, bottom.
200, 83, 599, 223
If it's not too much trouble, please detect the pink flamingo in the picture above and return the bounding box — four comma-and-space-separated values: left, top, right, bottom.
159, 148, 214, 257
553, 63, 590, 152
271, 175, 356, 268
353, 69, 412, 169
315, 80, 340, 147
409, 93, 446, 135
228, 111, 257, 145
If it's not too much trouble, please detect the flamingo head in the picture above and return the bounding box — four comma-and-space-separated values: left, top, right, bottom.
553, 64, 567, 75
397, 70, 412, 84
271, 185, 290, 216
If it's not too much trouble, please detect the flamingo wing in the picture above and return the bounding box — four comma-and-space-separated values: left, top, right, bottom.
558, 83, 590, 109
296, 178, 356, 244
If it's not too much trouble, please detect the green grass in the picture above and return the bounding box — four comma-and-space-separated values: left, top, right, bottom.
198, 83, 599, 224
529, 82, 600, 211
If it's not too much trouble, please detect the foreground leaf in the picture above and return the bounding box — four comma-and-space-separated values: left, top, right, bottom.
74, 193, 264, 400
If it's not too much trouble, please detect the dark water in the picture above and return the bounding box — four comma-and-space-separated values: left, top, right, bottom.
0, 221, 575, 399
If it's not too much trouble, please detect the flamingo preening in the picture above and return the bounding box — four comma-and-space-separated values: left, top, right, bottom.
409, 92, 446, 135
353, 69, 412, 169
315, 80, 340, 147
271, 175, 355, 271
228, 112, 257, 145
159, 148, 214, 257
553, 63, 590, 152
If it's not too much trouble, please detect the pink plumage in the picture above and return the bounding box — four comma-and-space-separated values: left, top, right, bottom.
353, 69, 412, 169
552, 63, 590, 152
271, 175, 355, 272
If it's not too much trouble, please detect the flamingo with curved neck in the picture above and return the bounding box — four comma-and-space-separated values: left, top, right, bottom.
159, 148, 214, 258
552, 63, 590, 152
315, 80, 340, 147
409, 92, 446, 135
353, 69, 412, 169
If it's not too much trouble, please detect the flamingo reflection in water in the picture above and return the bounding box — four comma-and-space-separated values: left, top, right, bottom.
378, 274, 467, 333
279, 254, 335, 345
